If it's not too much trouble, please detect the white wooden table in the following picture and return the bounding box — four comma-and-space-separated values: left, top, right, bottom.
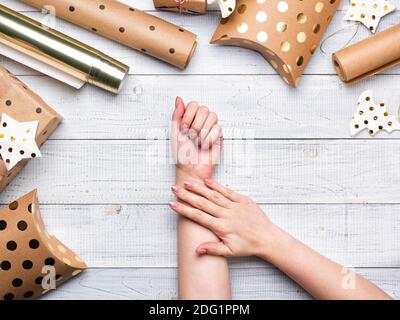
1, 0, 399, 300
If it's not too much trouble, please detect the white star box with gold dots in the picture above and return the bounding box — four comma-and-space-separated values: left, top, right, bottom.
0, 65, 62, 192
345, 0, 396, 33
211, 0, 341, 87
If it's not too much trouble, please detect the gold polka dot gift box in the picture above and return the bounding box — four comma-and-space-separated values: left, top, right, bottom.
211, 0, 341, 87
0, 190, 87, 300
19, 0, 198, 69
0, 65, 62, 192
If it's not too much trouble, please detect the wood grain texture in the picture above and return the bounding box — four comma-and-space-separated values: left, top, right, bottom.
41, 267, 400, 300
0, 140, 399, 205
36, 204, 400, 268
10, 74, 400, 140
1, 0, 399, 300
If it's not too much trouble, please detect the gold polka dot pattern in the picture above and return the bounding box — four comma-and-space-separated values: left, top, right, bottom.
210, 0, 340, 87
19, 0, 198, 69
0, 65, 62, 192
0, 190, 87, 300
351, 90, 400, 136
154, 0, 207, 14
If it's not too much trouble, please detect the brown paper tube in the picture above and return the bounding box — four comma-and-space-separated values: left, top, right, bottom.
211, 0, 340, 87
333, 24, 400, 84
19, 0, 198, 69
154, 0, 207, 14
0, 65, 62, 191
0, 190, 87, 300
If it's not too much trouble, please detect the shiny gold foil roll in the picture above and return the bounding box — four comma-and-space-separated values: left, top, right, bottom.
0, 5, 129, 93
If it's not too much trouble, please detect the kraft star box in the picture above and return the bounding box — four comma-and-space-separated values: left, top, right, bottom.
211, 0, 340, 87
0, 65, 62, 191
0, 190, 87, 300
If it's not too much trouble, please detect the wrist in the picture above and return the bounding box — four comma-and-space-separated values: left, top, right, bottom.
176, 167, 211, 185
256, 223, 295, 263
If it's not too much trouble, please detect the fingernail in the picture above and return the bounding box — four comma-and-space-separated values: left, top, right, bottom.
175, 96, 180, 108
171, 186, 180, 193
181, 123, 188, 131
204, 178, 211, 184
184, 181, 192, 188
169, 201, 178, 209
198, 248, 207, 255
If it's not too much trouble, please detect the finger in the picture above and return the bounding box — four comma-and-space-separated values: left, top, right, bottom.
184, 181, 231, 208
169, 201, 217, 231
201, 125, 221, 150
197, 242, 232, 257
172, 96, 185, 122
204, 179, 243, 202
181, 101, 199, 131
191, 106, 209, 133
171, 185, 222, 217
199, 112, 218, 143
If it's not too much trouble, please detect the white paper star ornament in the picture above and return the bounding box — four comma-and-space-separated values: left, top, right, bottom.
0, 113, 42, 170
345, 0, 396, 33
350, 90, 400, 136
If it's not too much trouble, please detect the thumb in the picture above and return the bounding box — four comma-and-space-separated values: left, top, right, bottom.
172, 96, 185, 123
197, 242, 232, 257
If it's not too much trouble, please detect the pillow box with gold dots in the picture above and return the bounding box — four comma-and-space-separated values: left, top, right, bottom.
0, 65, 62, 191
211, 0, 341, 87
0, 190, 87, 300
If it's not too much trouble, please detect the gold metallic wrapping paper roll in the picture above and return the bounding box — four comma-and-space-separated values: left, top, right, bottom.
0, 4, 129, 93
19, 0, 198, 69
154, 0, 207, 14
333, 24, 400, 84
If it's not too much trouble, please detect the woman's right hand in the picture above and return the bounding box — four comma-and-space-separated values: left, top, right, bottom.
170, 179, 279, 258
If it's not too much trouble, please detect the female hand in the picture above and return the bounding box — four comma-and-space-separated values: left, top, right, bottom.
169, 179, 277, 258
171, 97, 222, 180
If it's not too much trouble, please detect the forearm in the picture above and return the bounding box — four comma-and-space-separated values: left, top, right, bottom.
260, 225, 391, 300
176, 170, 231, 300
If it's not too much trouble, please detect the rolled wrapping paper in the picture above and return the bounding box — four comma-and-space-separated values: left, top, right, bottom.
154, 0, 207, 14
19, 0, 198, 69
211, 0, 340, 87
0, 5, 129, 93
333, 24, 400, 84
0, 190, 87, 300
0, 65, 62, 191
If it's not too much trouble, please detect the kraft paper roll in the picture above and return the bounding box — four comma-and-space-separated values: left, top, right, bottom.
19, 0, 198, 69
0, 190, 87, 300
0, 5, 129, 93
154, 0, 207, 14
211, 0, 340, 87
333, 24, 400, 84
0, 65, 62, 192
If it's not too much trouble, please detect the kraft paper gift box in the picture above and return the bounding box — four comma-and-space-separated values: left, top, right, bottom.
154, 0, 208, 14
211, 0, 341, 87
0, 65, 62, 191
0, 190, 87, 300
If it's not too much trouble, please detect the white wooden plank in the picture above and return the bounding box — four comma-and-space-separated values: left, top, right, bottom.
1, 8, 400, 76
41, 267, 400, 300
0, 140, 399, 205
10, 74, 400, 140
34, 204, 400, 268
